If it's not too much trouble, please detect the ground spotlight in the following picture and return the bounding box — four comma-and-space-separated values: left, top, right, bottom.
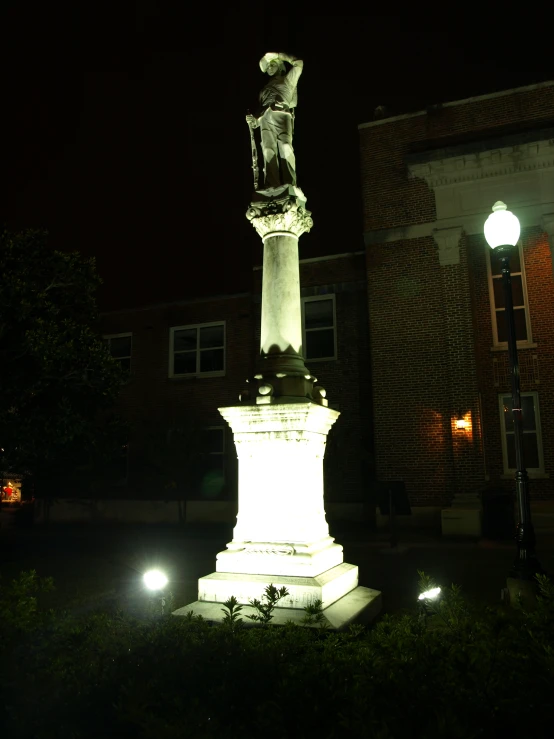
143, 569, 168, 591
418, 587, 441, 601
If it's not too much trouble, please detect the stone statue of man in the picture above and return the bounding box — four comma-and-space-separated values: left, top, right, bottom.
246, 52, 303, 190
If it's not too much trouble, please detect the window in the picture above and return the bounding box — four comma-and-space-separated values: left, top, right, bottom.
104, 333, 132, 371
169, 322, 225, 377
301, 296, 336, 361
499, 392, 544, 475
198, 427, 225, 498
487, 244, 532, 346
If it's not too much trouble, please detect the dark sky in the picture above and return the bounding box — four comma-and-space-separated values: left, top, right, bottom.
2, 6, 551, 310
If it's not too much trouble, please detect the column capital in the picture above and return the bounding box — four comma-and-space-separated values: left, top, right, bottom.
246, 185, 313, 240
433, 226, 464, 266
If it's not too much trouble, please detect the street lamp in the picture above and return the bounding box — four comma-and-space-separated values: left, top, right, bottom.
484, 201, 542, 599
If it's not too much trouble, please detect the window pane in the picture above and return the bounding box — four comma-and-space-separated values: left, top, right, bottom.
119, 357, 131, 372
490, 247, 521, 276
506, 433, 540, 470
110, 336, 131, 358
200, 324, 224, 349
524, 433, 540, 468
174, 328, 197, 351
506, 434, 516, 469
511, 276, 524, 307
496, 311, 507, 343
174, 352, 196, 375
305, 299, 333, 330
306, 329, 335, 359
204, 428, 224, 454
514, 309, 527, 341
496, 308, 527, 342
521, 395, 536, 432
493, 277, 504, 310
493, 276, 524, 311
503, 395, 536, 433
200, 348, 224, 372
502, 397, 514, 432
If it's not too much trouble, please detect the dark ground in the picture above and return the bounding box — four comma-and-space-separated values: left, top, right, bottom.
2, 520, 553, 619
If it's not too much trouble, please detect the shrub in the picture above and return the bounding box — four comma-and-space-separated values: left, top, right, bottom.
0, 570, 552, 738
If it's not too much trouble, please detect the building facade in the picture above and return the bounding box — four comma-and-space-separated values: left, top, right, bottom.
358, 80, 554, 516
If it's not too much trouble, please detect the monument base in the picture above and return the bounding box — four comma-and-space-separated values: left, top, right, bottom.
173, 586, 382, 631
173, 562, 382, 630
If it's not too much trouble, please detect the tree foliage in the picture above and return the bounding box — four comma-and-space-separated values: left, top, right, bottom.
0, 229, 127, 486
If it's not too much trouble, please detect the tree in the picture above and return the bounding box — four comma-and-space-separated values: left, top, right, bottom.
0, 229, 127, 492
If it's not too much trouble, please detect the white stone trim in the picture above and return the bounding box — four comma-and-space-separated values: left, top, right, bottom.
358, 80, 554, 129
408, 139, 554, 189
364, 202, 554, 246
432, 226, 463, 266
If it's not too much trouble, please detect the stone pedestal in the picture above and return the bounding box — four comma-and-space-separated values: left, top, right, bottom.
441, 493, 483, 538
176, 403, 381, 628
173, 187, 381, 629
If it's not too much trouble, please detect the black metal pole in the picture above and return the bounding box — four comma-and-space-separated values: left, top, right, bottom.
499, 251, 542, 581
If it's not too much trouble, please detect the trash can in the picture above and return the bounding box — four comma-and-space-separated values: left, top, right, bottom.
482, 488, 515, 540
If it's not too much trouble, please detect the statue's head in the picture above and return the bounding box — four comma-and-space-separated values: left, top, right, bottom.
260, 53, 286, 77
267, 59, 285, 76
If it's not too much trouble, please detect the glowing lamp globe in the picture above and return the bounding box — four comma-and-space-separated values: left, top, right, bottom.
143, 569, 168, 591
484, 201, 520, 249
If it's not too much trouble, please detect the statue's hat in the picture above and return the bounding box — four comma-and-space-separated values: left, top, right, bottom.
259, 52, 279, 73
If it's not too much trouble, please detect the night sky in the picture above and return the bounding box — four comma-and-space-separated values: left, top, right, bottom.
2, 6, 550, 310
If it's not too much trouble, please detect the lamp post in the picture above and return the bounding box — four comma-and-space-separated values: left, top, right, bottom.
484, 202, 542, 597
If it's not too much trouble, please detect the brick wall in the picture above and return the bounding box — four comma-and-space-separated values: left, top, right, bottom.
359, 82, 554, 505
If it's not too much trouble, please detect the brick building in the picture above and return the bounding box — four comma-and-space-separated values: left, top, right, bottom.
99, 252, 372, 520
358, 80, 554, 524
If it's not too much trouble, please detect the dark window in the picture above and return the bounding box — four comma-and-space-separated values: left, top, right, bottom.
171, 324, 225, 375
105, 334, 132, 371
303, 298, 336, 360
489, 245, 529, 344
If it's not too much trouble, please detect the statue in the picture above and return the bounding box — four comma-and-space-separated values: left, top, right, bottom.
246, 52, 303, 190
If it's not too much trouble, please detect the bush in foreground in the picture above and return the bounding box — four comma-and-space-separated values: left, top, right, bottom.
0, 570, 553, 738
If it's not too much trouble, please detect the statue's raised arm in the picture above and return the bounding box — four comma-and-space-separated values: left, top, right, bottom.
246, 52, 303, 190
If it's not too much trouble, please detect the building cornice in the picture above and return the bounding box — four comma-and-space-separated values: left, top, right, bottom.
358, 80, 554, 130
364, 202, 554, 246
408, 138, 554, 189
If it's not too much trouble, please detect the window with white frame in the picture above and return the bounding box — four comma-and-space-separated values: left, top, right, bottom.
301, 295, 336, 360
499, 392, 544, 475
169, 322, 225, 377
104, 333, 132, 371
487, 244, 532, 346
